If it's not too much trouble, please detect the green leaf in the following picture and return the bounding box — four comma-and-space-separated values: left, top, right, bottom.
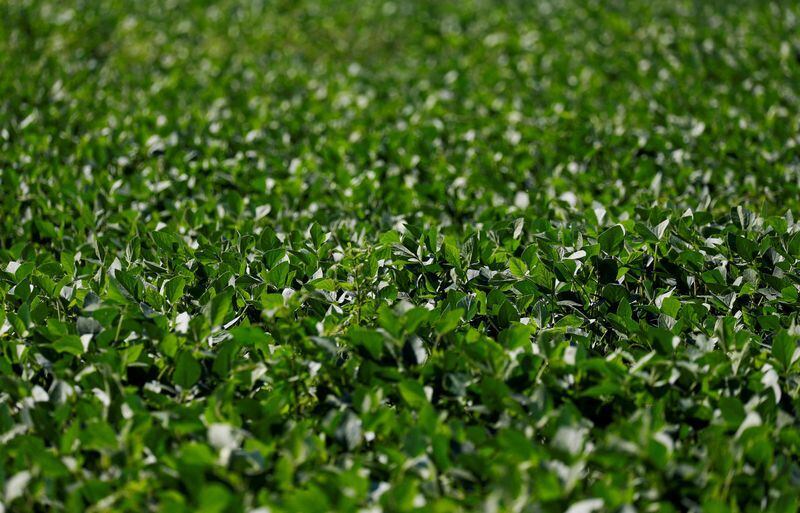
443, 236, 462, 272
198, 484, 232, 513
661, 296, 681, 318
165, 276, 186, 304
598, 225, 625, 254
435, 309, 463, 335
307, 277, 336, 291
53, 335, 84, 356
719, 396, 746, 426
772, 330, 798, 370
205, 288, 233, 327
508, 257, 528, 277
349, 328, 385, 359
398, 380, 428, 409
173, 351, 202, 388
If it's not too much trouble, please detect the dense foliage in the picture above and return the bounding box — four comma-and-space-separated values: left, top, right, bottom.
2, 0, 800, 512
